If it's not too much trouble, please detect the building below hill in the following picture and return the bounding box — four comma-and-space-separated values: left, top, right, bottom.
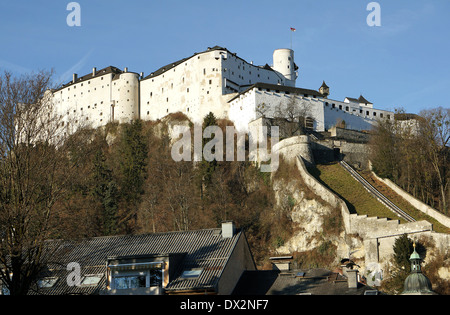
0, 221, 255, 295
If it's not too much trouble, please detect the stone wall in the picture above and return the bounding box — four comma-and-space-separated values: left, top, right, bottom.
370, 166, 450, 229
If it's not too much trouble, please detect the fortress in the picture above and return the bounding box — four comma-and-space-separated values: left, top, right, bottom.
49, 46, 394, 134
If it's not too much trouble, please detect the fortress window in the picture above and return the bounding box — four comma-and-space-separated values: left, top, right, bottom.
166, 98, 169, 102
366, 111, 369, 115
373, 112, 377, 116
203, 69, 206, 75
147, 111, 149, 115
100, 112, 103, 116
387, 115, 391, 119
332, 104, 335, 108
360, 109, 362, 114
88, 81, 90, 84
339, 105, 342, 110
187, 88, 189, 93
209, 80, 212, 85
380, 113, 384, 118
345, 106, 349, 111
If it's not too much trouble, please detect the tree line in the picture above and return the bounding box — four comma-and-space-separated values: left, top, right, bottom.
370, 108, 450, 215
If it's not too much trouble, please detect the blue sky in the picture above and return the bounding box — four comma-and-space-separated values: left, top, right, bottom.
0, 0, 449, 114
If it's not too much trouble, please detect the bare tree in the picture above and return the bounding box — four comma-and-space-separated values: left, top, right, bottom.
273, 96, 312, 137
418, 107, 450, 214
0, 70, 81, 295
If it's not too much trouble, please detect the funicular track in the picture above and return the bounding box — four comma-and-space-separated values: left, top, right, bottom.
339, 160, 416, 223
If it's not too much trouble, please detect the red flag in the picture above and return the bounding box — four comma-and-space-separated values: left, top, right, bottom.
290, 27, 296, 32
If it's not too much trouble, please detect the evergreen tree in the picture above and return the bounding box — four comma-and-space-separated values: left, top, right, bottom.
393, 234, 414, 273
199, 112, 218, 188
118, 119, 148, 203
92, 149, 119, 235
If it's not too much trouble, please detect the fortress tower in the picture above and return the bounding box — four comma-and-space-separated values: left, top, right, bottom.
272, 48, 298, 87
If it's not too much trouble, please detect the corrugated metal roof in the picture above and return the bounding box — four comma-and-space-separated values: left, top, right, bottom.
29, 228, 241, 295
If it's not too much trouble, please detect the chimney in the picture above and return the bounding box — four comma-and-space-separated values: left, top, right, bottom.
124, 67, 128, 73
73, 73, 77, 83
269, 256, 293, 271
140, 72, 144, 79
347, 270, 359, 289
221, 221, 235, 238
92, 67, 96, 77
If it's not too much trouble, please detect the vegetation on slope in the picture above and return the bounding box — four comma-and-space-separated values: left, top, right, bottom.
359, 169, 450, 234
307, 162, 407, 222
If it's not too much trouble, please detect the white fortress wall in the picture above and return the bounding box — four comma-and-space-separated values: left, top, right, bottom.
221, 48, 292, 90
322, 98, 394, 131
228, 89, 257, 133
140, 49, 225, 125
52, 67, 140, 132
111, 71, 140, 124
229, 86, 325, 133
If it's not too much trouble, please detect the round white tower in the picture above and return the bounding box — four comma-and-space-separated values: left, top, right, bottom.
272, 48, 297, 87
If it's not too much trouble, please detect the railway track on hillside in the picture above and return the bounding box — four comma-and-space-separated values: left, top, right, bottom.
339, 160, 416, 223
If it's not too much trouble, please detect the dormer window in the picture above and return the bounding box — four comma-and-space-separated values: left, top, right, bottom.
108, 259, 164, 293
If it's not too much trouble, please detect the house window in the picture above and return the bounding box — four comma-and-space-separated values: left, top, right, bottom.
181, 269, 202, 279
114, 275, 146, 290
38, 277, 59, 288
80, 275, 102, 286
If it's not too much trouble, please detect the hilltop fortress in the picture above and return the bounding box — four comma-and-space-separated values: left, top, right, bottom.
49, 46, 394, 134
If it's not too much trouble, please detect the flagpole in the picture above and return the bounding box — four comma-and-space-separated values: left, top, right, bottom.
290, 30, 292, 49
290, 27, 295, 50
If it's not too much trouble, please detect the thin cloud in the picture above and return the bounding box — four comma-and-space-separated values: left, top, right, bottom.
56, 49, 94, 85
0, 59, 31, 74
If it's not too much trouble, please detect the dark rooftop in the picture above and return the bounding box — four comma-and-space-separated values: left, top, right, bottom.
28, 228, 243, 295
228, 82, 323, 103
232, 268, 377, 295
